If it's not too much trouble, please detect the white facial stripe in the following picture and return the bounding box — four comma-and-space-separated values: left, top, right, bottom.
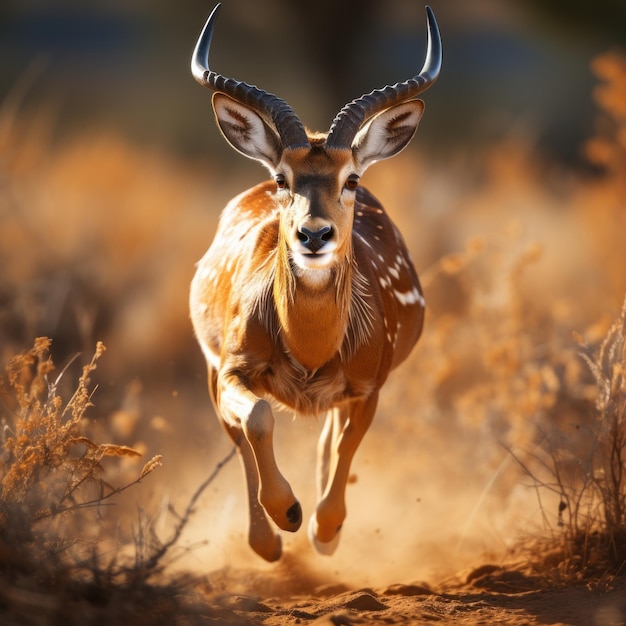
338, 161, 360, 183
275, 162, 294, 181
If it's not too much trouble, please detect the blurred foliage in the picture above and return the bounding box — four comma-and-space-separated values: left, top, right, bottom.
0, 0, 623, 160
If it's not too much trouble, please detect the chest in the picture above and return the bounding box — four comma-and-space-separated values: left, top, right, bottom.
248, 350, 352, 417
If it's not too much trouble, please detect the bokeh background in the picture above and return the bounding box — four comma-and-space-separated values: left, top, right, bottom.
2, 0, 625, 160
1, 0, 626, 585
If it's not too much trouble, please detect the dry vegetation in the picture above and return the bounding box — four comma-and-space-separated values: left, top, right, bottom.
1, 52, 626, 622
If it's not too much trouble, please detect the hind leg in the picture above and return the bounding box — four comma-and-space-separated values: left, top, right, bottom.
309, 393, 378, 554
316, 407, 347, 502
312, 407, 345, 554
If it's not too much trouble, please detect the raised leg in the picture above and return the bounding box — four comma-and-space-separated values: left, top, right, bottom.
224, 422, 284, 561
208, 367, 283, 560
214, 368, 302, 538
309, 393, 378, 554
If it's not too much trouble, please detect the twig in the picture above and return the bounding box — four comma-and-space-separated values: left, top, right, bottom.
36, 463, 155, 520
132, 446, 236, 576
455, 451, 512, 553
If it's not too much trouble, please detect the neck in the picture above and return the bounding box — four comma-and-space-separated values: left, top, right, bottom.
274, 246, 352, 371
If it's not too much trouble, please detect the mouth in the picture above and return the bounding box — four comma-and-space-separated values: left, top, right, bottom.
291, 250, 334, 270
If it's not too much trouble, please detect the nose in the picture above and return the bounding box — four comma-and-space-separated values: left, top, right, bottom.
297, 225, 333, 253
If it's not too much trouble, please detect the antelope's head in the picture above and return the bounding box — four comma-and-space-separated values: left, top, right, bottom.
191, 4, 441, 283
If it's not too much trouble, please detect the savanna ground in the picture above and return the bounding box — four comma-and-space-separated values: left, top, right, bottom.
1, 50, 626, 625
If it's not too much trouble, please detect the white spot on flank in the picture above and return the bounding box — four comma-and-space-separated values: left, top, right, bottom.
378, 275, 391, 289
393, 287, 425, 307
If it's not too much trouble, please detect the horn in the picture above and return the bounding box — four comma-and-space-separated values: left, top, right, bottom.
191, 4, 310, 150
326, 6, 442, 150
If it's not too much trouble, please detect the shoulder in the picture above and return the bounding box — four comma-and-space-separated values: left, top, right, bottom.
220, 180, 277, 222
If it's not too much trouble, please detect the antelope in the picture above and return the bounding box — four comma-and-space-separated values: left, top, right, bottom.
189, 3, 441, 561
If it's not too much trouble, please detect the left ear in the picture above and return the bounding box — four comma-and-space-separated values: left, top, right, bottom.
352, 100, 425, 171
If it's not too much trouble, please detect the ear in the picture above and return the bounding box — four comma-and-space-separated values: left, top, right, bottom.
352, 100, 425, 171
212, 93, 282, 169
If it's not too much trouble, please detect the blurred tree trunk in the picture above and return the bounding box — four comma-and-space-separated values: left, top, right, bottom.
282, 0, 377, 106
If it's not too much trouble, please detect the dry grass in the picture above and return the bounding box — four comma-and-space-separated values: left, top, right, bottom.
510, 297, 626, 583
0, 338, 237, 623
0, 338, 159, 574
488, 52, 626, 583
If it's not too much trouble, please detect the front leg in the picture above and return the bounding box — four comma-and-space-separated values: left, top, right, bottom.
209, 367, 282, 560
217, 369, 302, 534
309, 393, 378, 554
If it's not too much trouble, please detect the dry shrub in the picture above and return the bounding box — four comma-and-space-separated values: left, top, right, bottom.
496, 52, 626, 583
0, 339, 239, 622
580, 297, 626, 566
0, 339, 164, 591
510, 297, 626, 583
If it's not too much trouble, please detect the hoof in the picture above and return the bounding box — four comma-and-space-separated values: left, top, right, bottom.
308, 515, 341, 556
286, 501, 302, 529
250, 532, 282, 562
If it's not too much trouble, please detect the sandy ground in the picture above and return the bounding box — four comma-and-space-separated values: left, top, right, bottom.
152, 423, 626, 626
138, 383, 626, 626
194, 563, 626, 625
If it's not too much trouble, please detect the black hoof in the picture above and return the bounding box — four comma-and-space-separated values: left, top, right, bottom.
286, 501, 302, 528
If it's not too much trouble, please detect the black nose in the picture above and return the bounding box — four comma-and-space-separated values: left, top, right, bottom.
297, 225, 333, 253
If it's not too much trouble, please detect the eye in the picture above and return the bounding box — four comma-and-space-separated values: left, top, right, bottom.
344, 174, 359, 191
275, 173, 287, 190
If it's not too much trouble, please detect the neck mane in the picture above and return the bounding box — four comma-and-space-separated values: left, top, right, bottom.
255, 241, 374, 372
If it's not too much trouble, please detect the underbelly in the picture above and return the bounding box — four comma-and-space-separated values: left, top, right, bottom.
257, 363, 351, 418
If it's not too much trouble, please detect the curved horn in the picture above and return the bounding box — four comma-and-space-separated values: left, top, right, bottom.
326, 6, 442, 150
191, 4, 310, 150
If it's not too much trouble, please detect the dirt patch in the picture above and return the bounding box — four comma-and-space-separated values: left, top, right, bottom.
194, 566, 626, 625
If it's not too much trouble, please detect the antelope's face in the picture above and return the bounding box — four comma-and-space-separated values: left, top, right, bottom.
192, 2, 440, 279
274, 146, 357, 273
209, 90, 426, 282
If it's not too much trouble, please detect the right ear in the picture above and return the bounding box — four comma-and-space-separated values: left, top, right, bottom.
212, 93, 282, 169
351, 100, 425, 172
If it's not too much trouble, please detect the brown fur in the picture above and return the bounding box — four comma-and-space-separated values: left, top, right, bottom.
190, 140, 425, 560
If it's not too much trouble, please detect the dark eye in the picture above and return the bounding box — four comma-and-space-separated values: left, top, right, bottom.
344, 174, 359, 191
275, 173, 287, 189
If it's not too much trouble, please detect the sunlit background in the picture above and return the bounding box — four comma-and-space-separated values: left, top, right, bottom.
1, 0, 626, 585
2, 0, 625, 159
